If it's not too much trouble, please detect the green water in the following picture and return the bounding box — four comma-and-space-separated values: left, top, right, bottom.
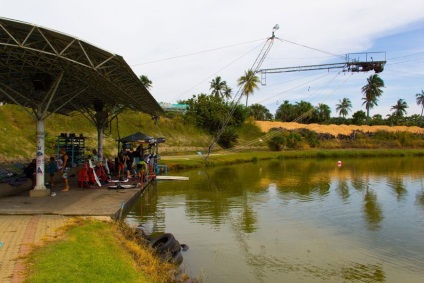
126, 157, 424, 282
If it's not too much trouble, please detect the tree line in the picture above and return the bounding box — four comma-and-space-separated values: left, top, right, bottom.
139, 72, 424, 130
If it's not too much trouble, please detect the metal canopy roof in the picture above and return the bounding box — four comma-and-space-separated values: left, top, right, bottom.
0, 17, 163, 116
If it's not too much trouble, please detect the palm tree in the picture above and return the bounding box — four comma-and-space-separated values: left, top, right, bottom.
139, 75, 152, 90
237, 69, 260, 107
361, 74, 385, 123
315, 103, 331, 123
210, 76, 228, 99
391, 99, 408, 119
415, 90, 424, 126
335, 98, 352, 117
223, 85, 232, 100
248, 103, 272, 120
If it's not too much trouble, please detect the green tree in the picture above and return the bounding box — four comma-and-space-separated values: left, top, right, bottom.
210, 76, 228, 99
314, 103, 331, 124
139, 75, 152, 90
275, 100, 295, 122
237, 69, 260, 107
223, 85, 232, 100
407, 114, 421, 127
352, 110, 366, 125
361, 74, 385, 123
415, 90, 424, 126
371, 114, 384, 126
183, 94, 228, 132
391, 99, 408, 124
335, 98, 352, 118
294, 100, 314, 123
248, 103, 272, 120
183, 94, 247, 133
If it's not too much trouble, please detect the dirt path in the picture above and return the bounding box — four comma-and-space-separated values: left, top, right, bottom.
256, 121, 424, 136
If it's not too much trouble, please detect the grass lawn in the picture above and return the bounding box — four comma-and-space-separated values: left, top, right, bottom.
24, 218, 184, 283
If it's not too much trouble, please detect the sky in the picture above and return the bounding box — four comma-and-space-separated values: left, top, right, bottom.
1, 0, 424, 118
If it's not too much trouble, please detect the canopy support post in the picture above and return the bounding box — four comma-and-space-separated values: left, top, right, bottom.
30, 118, 51, 196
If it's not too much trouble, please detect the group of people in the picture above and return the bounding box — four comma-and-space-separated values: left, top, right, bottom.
26, 145, 154, 191
24, 148, 68, 190
116, 147, 151, 183
75, 146, 153, 189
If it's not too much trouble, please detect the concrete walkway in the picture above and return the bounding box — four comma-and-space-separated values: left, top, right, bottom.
0, 215, 70, 283
0, 178, 149, 283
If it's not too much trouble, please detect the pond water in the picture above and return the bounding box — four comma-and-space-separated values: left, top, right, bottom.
125, 157, 424, 283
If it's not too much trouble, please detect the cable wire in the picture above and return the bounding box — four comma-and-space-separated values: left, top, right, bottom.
131, 38, 266, 66
223, 73, 353, 153
170, 41, 265, 102
205, 36, 276, 159
276, 38, 345, 59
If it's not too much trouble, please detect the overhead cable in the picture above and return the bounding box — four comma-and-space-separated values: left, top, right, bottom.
131, 38, 266, 66
276, 38, 345, 59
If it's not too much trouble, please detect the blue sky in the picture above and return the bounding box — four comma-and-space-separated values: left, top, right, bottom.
1, 0, 423, 118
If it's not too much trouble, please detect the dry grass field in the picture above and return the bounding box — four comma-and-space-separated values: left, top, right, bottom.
256, 121, 424, 136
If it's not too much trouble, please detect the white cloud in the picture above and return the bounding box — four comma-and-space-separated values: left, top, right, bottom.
1, 0, 424, 116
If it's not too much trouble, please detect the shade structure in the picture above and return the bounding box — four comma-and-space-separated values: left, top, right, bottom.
0, 17, 163, 194
0, 17, 163, 115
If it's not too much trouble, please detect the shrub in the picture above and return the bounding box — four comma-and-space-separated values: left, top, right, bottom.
217, 127, 238, 149
303, 129, 320, 148
267, 134, 285, 151
286, 132, 302, 149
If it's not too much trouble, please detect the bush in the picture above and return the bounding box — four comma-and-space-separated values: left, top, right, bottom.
217, 127, 238, 149
267, 134, 285, 151
286, 132, 302, 149
303, 129, 320, 148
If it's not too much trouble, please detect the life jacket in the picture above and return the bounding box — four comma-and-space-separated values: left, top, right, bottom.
78, 168, 89, 182
78, 163, 90, 188
136, 160, 147, 173
95, 166, 107, 182
87, 168, 96, 184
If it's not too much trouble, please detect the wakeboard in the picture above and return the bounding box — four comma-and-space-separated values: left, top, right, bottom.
88, 159, 101, 187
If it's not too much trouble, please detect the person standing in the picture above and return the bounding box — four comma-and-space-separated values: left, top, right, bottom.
60, 148, 70, 191
48, 156, 56, 187
24, 159, 37, 189
117, 149, 126, 180
136, 159, 147, 185
92, 149, 99, 162
126, 148, 134, 179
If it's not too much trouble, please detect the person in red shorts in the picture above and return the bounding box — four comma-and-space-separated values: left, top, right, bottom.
117, 149, 127, 180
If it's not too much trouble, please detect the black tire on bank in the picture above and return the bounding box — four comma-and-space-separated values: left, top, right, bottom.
171, 240, 181, 253
169, 250, 183, 265
150, 233, 177, 252
180, 243, 189, 252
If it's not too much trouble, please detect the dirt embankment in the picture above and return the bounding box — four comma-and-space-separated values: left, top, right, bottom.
256, 121, 424, 136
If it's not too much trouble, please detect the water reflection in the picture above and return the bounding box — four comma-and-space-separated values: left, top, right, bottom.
388, 177, 408, 201
341, 262, 385, 282
363, 187, 383, 231
351, 176, 368, 192
126, 157, 424, 282
336, 179, 350, 202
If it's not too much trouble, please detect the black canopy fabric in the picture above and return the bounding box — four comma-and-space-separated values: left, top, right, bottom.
119, 132, 152, 143
118, 132, 165, 147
